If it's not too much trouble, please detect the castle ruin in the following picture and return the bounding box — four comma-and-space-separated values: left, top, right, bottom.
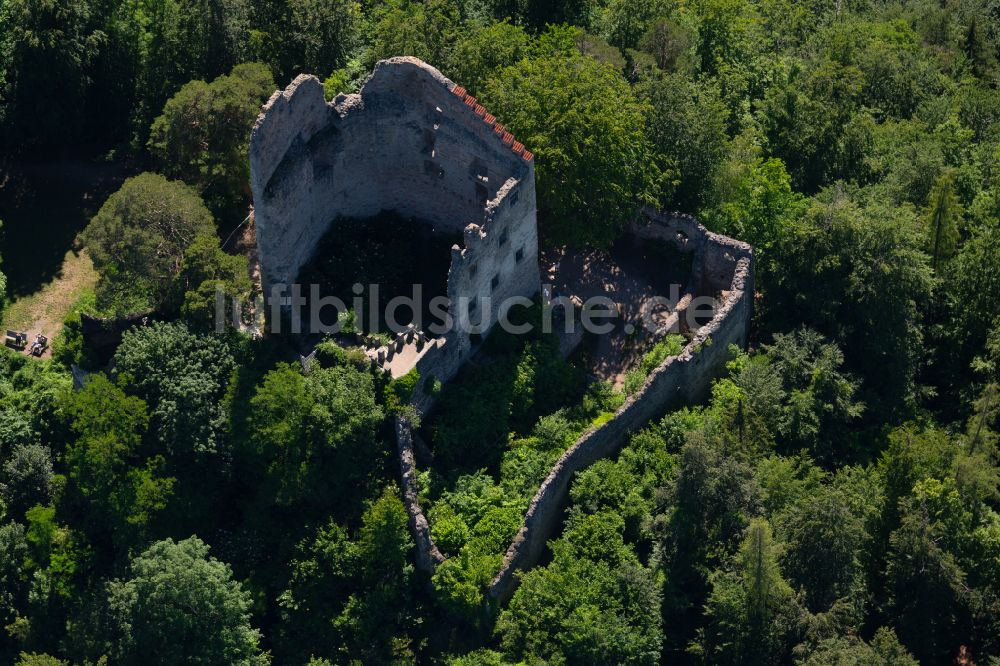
250, 57, 540, 400
250, 57, 754, 605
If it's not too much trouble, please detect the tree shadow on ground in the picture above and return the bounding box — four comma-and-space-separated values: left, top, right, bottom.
0, 149, 131, 298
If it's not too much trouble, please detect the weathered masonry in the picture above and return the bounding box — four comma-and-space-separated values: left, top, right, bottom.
399, 208, 754, 606
249, 56, 541, 401
250, 57, 755, 607
488, 208, 754, 604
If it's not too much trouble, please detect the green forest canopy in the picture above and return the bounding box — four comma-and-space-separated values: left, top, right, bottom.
0, 0, 999, 663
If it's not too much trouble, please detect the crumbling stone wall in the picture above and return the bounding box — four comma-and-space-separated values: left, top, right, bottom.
396, 417, 445, 573
250, 57, 754, 604
486, 209, 752, 604
399, 211, 753, 594
250, 57, 543, 580
250, 57, 540, 351
630, 208, 754, 299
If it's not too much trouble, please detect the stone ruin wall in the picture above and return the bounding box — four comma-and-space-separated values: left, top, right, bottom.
486, 209, 752, 604
249, 57, 541, 402
249, 57, 755, 607
396, 417, 446, 572
398, 209, 753, 604
249, 57, 542, 580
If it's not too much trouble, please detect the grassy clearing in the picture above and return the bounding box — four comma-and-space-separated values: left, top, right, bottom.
2, 247, 97, 356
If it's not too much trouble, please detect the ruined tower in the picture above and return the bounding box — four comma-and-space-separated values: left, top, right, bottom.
249, 56, 540, 402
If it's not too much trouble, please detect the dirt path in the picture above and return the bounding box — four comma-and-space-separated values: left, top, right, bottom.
3, 247, 97, 359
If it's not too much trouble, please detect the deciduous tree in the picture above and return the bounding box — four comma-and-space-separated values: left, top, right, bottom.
129, 0, 251, 137
275, 0, 360, 81
276, 488, 415, 664
444, 21, 530, 96
0, 0, 102, 144
106, 536, 268, 665
113, 321, 236, 459
0, 444, 54, 520
82, 173, 215, 315
481, 53, 662, 247
497, 512, 662, 665
249, 362, 385, 508
765, 189, 933, 418
178, 233, 252, 330
369, 0, 459, 68
63, 374, 173, 546
640, 73, 729, 211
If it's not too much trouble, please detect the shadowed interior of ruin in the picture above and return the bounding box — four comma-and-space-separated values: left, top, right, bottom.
541, 233, 706, 386
296, 210, 460, 334
251, 59, 541, 388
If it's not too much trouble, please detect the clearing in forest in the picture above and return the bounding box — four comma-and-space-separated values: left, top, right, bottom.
2, 246, 97, 358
